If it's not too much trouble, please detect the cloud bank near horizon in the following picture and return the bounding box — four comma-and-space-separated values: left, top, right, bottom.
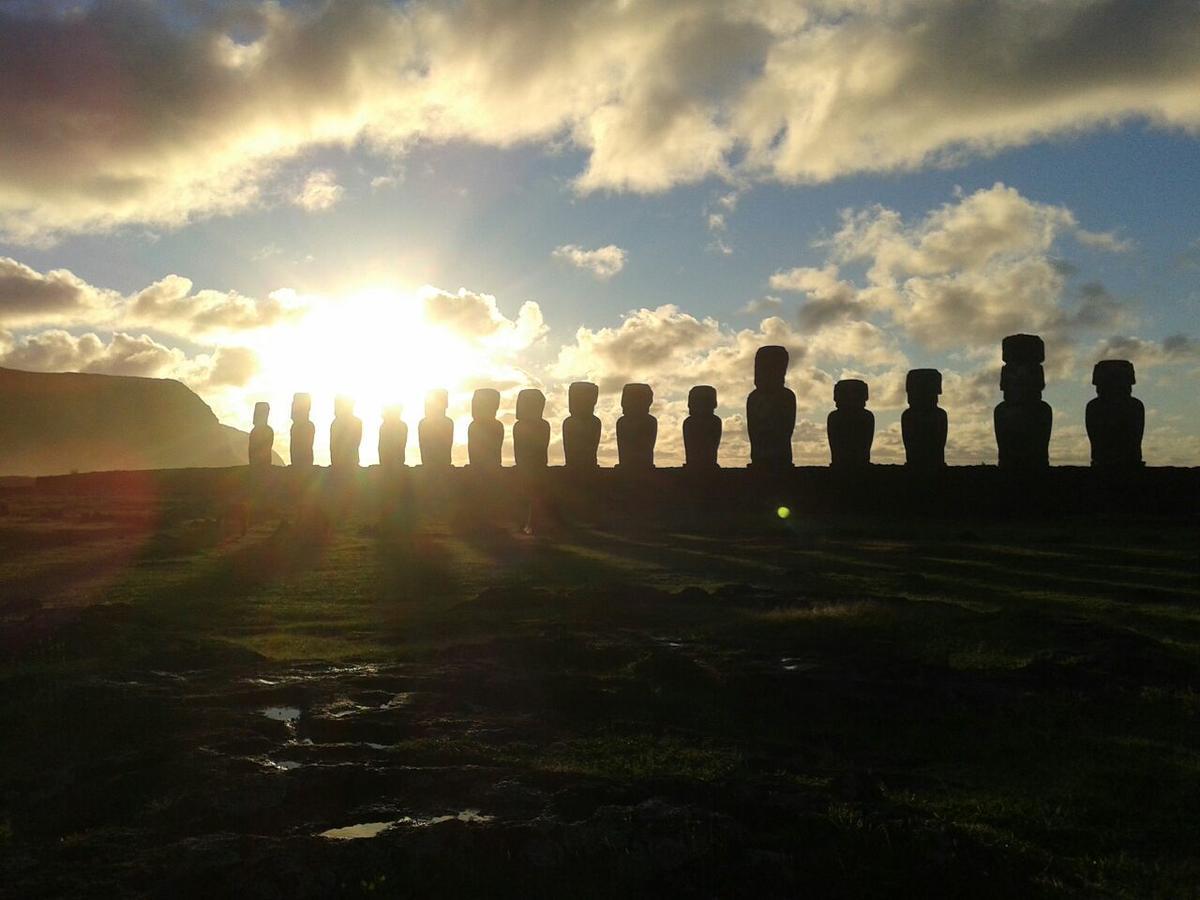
2, 185, 1195, 465
2, 0, 1199, 243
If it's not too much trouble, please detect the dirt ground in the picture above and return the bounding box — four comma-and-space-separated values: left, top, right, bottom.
1, 476, 1197, 898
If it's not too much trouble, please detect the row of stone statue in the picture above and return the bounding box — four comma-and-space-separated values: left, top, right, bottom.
247, 335, 1145, 472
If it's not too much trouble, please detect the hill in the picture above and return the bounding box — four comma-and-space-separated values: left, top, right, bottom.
0, 366, 277, 475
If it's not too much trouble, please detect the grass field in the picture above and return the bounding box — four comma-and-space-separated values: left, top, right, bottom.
1, 479, 1197, 897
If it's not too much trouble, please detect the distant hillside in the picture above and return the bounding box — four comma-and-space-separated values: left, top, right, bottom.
0, 367, 279, 476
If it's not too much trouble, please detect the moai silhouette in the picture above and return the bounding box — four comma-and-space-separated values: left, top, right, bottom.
289, 393, 315, 467
616, 383, 657, 469
513, 389, 551, 469
562, 381, 602, 469
248, 401, 274, 468
902, 369, 947, 470
1087, 359, 1144, 469
468, 388, 504, 468
378, 404, 408, 470
827, 379, 874, 468
418, 389, 454, 467
747, 346, 796, 469
683, 385, 721, 468
330, 395, 363, 469
994, 334, 1052, 470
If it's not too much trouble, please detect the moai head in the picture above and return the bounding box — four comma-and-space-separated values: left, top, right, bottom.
568, 381, 599, 417
334, 395, 355, 419
1093, 359, 1135, 399
1000, 334, 1046, 402
834, 379, 868, 410
688, 385, 718, 416
253, 401, 269, 427
905, 369, 942, 408
425, 388, 449, 419
621, 383, 653, 416
472, 388, 500, 420
754, 345, 789, 389
516, 388, 546, 420
382, 403, 403, 424
291, 392, 311, 422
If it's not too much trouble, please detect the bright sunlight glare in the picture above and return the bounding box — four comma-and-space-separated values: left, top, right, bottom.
243, 286, 505, 464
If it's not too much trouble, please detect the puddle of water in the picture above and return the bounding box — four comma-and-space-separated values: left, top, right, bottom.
319, 821, 396, 840
317, 810, 494, 840
261, 706, 300, 723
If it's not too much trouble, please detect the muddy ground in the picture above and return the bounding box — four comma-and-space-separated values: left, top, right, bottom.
0, 481, 1197, 897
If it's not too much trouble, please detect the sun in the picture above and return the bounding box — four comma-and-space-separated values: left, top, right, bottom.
246, 285, 491, 462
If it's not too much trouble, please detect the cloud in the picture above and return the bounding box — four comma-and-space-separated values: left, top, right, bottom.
0, 257, 118, 327
5, 1, 1199, 242
128, 277, 305, 338
291, 169, 344, 212
0, 330, 185, 378
422, 287, 546, 350
1095, 333, 1200, 368
1076, 229, 1134, 252
552, 244, 627, 280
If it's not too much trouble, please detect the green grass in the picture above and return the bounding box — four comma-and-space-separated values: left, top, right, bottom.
0, 490, 1197, 897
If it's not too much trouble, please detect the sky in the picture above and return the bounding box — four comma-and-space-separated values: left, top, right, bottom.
1, 0, 1197, 466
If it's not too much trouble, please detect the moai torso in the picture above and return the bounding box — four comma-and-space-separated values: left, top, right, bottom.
827, 379, 874, 468
562, 382, 601, 468
467, 389, 503, 468
616, 383, 656, 469
418, 389, 454, 467
249, 402, 274, 468
902, 369, 947, 470
378, 407, 408, 469
290, 393, 315, 467
683, 385, 721, 468
1086, 360, 1144, 469
513, 389, 550, 469
329, 397, 363, 469
994, 334, 1051, 471
747, 346, 796, 469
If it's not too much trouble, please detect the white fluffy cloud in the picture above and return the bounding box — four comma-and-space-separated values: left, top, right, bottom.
291, 169, 344, 212
552, 244, 627, 280
3, 1, 1199, 242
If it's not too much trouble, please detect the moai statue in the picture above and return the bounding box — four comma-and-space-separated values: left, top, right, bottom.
514, 388, 551, 469
248, 401, 274, 469
994, 334, 1052, 470
902, 369, 947, 470
378, 404, 408, 470
468, 388, 503, 468
289, 393, 315, 467
747, 346, 796, 469
1087, 359, 1144, 469
330, 395, 363, 469
418, 389, 454, 467
827, 379, 874, 468
683, 385, 721, 468
616, 383, 657, 469
562, 381, 602, 469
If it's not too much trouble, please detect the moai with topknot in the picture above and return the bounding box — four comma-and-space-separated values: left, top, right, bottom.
418, 389, 454, 468
468, 388, 503, 468
827, 379, 874, 468
249, 401, 274, 469
683, 385, 721, 468
562, 382, 602, 469
514, 389, 550, 469
747, 346, 796, 469
994, 334, 1052, 470
290, 393, 315, 467
902, 369, 947, 470
617, 383, 657, 469
330, 395, 363, 469
1087, 359, 1144, 469
378, 405, 408, 470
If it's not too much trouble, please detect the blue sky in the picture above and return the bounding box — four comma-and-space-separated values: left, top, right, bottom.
1, 0, 1197, 465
